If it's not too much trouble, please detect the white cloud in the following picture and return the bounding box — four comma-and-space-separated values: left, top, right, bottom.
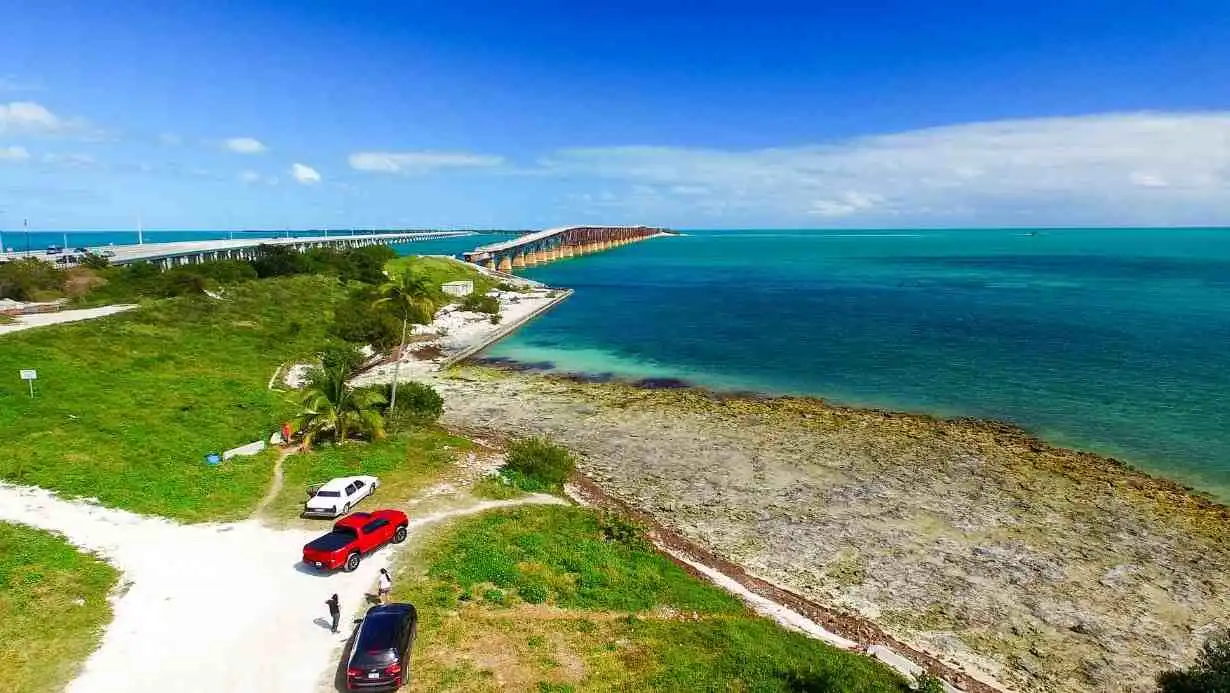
159, 133, 183, 146
348, 151, 505, 174
1130, 171, 1169, 188
0, 145, 30, 161
238, 170, 277, 185
291, 163, 321, 184
41, 152, 95, 168
808, 192, 886, 217
0, 101, 67, 134
540, 112, 1230, 225
225, 137, 267, 154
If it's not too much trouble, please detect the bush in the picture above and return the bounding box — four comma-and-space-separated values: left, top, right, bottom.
250, 245, 306, 278
914, 673, 945, 693
460, 293, 500, 315
597, 513, 649, 551
319, 342, 365, 374
0, 258, 64, 301
503, 438, 575, 492
379, 381, 444, 426
518, 580, 550, 604
330, 286, 401, 349
1158, 633, 1230, 692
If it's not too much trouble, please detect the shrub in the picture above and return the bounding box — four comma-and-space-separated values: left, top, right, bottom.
250, 245, 306, 278
460, 293, 500, 315
1158, 633, 1230, 692
319, 342, 365, 374
914, 673, 944, 693
503, 438, 575, 492
378, 381, 444, 425
0, 258, 64, 301
482, 588, 507, 606
518, 579, 550, 604
597, 513, 649, 551
330, 287, 401, 349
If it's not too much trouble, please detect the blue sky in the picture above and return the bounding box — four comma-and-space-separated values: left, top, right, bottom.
2, 0, 1230, 230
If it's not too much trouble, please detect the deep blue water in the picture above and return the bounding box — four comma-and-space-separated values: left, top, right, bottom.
479, 229, 1230, 498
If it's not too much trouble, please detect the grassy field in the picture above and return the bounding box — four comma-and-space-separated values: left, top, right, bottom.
0, 523, 118, 693
388, 505, 908, 692
386, 255, 501, 300
267, 429, 473, 522
0, 275, 349, 521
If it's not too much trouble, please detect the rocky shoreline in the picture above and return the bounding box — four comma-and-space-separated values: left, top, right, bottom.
430, 365, 1230, 693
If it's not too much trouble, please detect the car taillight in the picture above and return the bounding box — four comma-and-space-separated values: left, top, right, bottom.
346, 668, 362, 678
385, 662, 402, 675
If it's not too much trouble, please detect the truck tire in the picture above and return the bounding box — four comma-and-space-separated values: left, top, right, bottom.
343, 552, 361, 572
392, 525, 408, 544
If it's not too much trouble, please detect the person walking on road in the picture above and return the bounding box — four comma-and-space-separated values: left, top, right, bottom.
378, 569, 392, 604
326, 594, 340, 633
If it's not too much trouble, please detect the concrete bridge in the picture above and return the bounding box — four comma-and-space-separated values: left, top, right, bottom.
462, 225, 671, 272
7, 231, 474, 269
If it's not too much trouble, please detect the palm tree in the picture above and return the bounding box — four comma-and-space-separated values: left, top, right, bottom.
373, 269, 436, 412
294, 365, 387, 448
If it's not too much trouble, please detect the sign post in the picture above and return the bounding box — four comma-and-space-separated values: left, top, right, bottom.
19, 369, 36, 398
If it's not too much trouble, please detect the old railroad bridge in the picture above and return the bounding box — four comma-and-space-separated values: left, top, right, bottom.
462, 225, 673, 272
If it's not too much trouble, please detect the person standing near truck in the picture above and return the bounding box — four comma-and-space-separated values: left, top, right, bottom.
326, 594, 340, 633
378, 569, 392, 603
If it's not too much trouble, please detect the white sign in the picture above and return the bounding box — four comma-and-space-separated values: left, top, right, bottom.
19, 369, 36, 381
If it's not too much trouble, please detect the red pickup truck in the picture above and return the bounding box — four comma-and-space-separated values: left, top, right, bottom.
302, 510, 409, 572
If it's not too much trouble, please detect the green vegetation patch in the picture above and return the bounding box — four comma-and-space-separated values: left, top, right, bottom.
270, 429, 471, 520
385, 255, 499, 302
392, 505, 907, 692
0, 275, 349, 521
425, 506, 740, 614
501, 437, 576, 494
0, 523, 118, 693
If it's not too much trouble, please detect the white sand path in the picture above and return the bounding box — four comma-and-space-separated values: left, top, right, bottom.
0, 305, 137, 336
0, 482, 564, 693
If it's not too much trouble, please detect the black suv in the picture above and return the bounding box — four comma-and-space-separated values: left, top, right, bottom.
345, 603, 417, 690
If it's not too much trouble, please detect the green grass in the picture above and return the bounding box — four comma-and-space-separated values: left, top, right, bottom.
0, 275, 350, 521
425, 506, 739, 613
471, 474, 525, 500
385, 255, 499, 302
0, 523, 118, 693
0, 314, 15, 325
268, 428, 472, 520
392, 505, 908, 692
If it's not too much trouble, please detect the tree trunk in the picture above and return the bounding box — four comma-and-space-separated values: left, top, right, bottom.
389, 316, 408, 413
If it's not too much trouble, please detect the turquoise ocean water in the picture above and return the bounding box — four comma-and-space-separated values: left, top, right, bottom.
477, 229, 1230, 499
23, 228, 1230, 498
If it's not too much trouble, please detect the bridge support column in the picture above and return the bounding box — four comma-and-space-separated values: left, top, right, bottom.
560, 245, 574, 258
482, 258, 496, 270
512, 253, 527, 269
498, 255, 513, 272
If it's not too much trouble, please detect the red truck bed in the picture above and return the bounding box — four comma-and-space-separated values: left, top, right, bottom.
302, 510, 409, 572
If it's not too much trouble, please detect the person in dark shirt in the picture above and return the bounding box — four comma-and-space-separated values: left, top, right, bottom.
326, 594, 340, 633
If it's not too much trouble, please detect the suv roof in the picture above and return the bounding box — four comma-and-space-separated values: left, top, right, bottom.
355, 604, 416, 651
